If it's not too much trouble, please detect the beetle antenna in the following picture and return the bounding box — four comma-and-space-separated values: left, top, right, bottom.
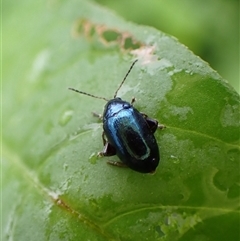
68, 88, 109, 101
113, 59, 138, 98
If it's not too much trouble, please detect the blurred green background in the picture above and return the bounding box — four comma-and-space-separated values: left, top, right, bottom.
94, 0, 239, 93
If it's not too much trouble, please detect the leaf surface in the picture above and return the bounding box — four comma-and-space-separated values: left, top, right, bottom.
2, 0, 240, 240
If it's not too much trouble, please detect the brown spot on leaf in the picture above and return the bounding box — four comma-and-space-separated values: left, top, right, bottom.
71, 18, 143, 52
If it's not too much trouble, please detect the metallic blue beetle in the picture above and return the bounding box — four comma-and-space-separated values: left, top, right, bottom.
69, 60, 164, 173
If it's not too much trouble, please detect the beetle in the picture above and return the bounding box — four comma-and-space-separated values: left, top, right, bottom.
69, 60, 164, 173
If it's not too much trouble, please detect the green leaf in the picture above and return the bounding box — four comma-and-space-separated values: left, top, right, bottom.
3, 0, 240, 241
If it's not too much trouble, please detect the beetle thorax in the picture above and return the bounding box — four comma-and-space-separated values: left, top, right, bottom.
103, 98, 131, 120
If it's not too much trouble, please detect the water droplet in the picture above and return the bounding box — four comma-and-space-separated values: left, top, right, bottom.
155, 225, 165, 237
63, 163, 68, 171
89, 152, 97, 164
88, 198, 98, 209
44, 120, 54, 134
213, 170, 227, 191
170, 155, 180, 164
83, 174, 89, 182
28, 49, 50, 82
177, 193, 184, 200
227, 148, 239, 162
69, 130, 81, 141
59, 110, 73, 126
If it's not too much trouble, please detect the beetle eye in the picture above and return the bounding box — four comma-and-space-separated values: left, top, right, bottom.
123, 103, 130, 109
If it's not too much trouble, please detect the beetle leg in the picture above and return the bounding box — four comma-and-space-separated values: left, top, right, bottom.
101, 132, 107, 146
98, 141, 116, 157
146, 117, 159, 133
92, 112, 103, 120
158, 124, 166, 130
98, 133, 126, 167
141, 112, 166, 133
98, 140, 127, 168
107, 161, 128, 168
141, 112, 158, 133
140, 112, 148, 118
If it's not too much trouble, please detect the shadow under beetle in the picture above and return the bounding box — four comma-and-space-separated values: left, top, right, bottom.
69, 60, 164, 173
